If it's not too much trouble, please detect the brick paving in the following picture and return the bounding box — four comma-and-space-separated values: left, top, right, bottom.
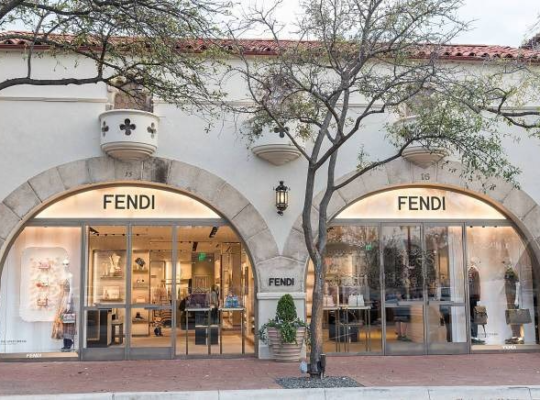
0, 354, 540, 395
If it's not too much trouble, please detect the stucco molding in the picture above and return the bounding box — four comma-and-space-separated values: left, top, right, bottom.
283, 159, 540, 273
0, 156, 279, 291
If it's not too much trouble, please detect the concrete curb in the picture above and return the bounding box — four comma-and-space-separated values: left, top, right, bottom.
2, 386, 540, 400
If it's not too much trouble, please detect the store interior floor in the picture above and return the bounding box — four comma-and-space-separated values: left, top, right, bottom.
1, 353, 540, 395
115, 328, 256, 355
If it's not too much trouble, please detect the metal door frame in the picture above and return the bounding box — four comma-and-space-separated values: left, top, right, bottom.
77, 219, 227, 360
423, 222, 468, 355
380, 222, 425, 356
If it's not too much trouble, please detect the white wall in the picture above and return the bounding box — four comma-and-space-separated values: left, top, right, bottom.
1, 51, 540, 252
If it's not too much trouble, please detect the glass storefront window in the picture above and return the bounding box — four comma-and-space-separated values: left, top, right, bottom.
309, 225, 382, 354
175, 226, 254, 356
383, 225, 425, 354
86, 226, 127, 307
306, 187, 540, 355
0, 185, 257, 360
425, 226, 465, 303
0, 226, 82, 357
130, 227, 173, 349
466, 226, 539, 350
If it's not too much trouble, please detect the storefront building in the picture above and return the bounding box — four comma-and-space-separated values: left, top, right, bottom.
1, 37, 540, 361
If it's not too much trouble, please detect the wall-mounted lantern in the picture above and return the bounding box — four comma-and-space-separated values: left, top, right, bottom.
274, 181, 289, 215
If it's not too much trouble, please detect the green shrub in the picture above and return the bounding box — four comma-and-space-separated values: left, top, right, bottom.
258, 294, 309, 345
276, 294, 297, 322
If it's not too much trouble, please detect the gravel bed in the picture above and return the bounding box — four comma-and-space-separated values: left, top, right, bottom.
275, 376, 363, 389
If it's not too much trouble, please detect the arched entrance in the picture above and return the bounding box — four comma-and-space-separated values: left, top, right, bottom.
0, 157, 277, 361
296, 160, 540, 356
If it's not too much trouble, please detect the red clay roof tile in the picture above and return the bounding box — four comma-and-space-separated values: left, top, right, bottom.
2, 31, 540, 62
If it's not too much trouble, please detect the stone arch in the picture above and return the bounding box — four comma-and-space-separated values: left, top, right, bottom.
283, 159, 540, 287
0, 156, 280, 291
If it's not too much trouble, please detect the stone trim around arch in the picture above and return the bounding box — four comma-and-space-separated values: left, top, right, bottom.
0, 156, 280, 292
283, 158, 540, 288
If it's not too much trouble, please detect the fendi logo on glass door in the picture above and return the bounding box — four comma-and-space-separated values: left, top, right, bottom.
103, 194, 156, 210
397, 196, 446, 211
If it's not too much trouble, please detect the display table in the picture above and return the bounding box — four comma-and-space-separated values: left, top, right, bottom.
185, 308, 211, 355
323, 305, 372, 352
219, 307, 245, 354
340, 305, 372, 352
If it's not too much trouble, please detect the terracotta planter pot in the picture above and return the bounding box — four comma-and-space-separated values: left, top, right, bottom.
267, 327, 281, 348
267, 326, 306, 362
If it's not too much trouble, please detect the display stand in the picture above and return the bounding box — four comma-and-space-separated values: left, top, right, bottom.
323, 306, 340, 352
219, 307, 245, 354
185, 308, 212, 355
339, 305, 372, 352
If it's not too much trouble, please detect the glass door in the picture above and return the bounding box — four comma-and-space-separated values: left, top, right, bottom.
83, 225, 128, 360
382, 224, 468, 355
383, 224, 425, 355
424, 225, 468, 354
129, 226, 174, 359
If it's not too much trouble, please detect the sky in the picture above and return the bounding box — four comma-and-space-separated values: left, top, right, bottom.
4, 0, 540, 47
456, 0, 539, 46
239, 0, 540, 47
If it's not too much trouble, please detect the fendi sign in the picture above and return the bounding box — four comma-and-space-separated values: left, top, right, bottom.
269, 278, 295, 287
398, 196, 446, 211
103, 194, 156, 210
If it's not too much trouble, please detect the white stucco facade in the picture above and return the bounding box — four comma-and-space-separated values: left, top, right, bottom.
2, 45, 540, 360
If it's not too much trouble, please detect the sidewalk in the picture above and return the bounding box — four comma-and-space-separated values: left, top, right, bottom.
0, 353, 540, 395
2, 386, 540, 400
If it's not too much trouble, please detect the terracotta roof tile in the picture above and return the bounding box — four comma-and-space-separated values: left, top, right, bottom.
2, 31, 540, 62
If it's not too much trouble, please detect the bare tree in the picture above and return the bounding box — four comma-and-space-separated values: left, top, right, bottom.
0, 0, 228, 105
229, 0, 540, 376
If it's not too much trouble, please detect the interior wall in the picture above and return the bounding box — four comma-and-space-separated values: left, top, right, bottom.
0, 226, 82, 354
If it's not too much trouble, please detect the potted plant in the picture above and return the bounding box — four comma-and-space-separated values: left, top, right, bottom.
258, 294, 309, 362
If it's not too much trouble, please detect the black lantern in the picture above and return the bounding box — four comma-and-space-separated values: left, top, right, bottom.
274, 181, 289, 215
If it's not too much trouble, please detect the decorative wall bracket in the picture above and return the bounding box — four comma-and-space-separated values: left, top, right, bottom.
99, 109, 159, 161
393, 116, 448, 168
251, 124, 305, 166
402, 145, 448, 168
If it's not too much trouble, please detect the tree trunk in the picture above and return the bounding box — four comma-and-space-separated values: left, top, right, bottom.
307, 152, 338, 378
309, 258, 325, 377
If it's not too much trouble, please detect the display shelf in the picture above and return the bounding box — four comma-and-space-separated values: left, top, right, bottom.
340, 305, 372, 310
133, 270, 149, 274
100, 276, 124, 280
133, 284, 149, 289
132, 320, 149, 324
98, 298, 124, 302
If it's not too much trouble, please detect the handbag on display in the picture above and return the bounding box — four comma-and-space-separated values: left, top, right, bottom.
348, 294, 365, 307
323, 295, 334, 307
473, 305, 488, 325
187, 293, 209, 308
505, 308, 532, 325
61, 312, 76, 324
224, 294, 240, 308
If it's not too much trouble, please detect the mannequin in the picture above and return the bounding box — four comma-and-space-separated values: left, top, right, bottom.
468, 260, 483, 344
504, 261, 522, 344
51, 258, 77, 351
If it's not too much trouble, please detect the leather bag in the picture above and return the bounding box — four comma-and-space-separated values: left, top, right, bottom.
473, 305, 488, 325
61, 312, 76, 324
505, 308, 532, 325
